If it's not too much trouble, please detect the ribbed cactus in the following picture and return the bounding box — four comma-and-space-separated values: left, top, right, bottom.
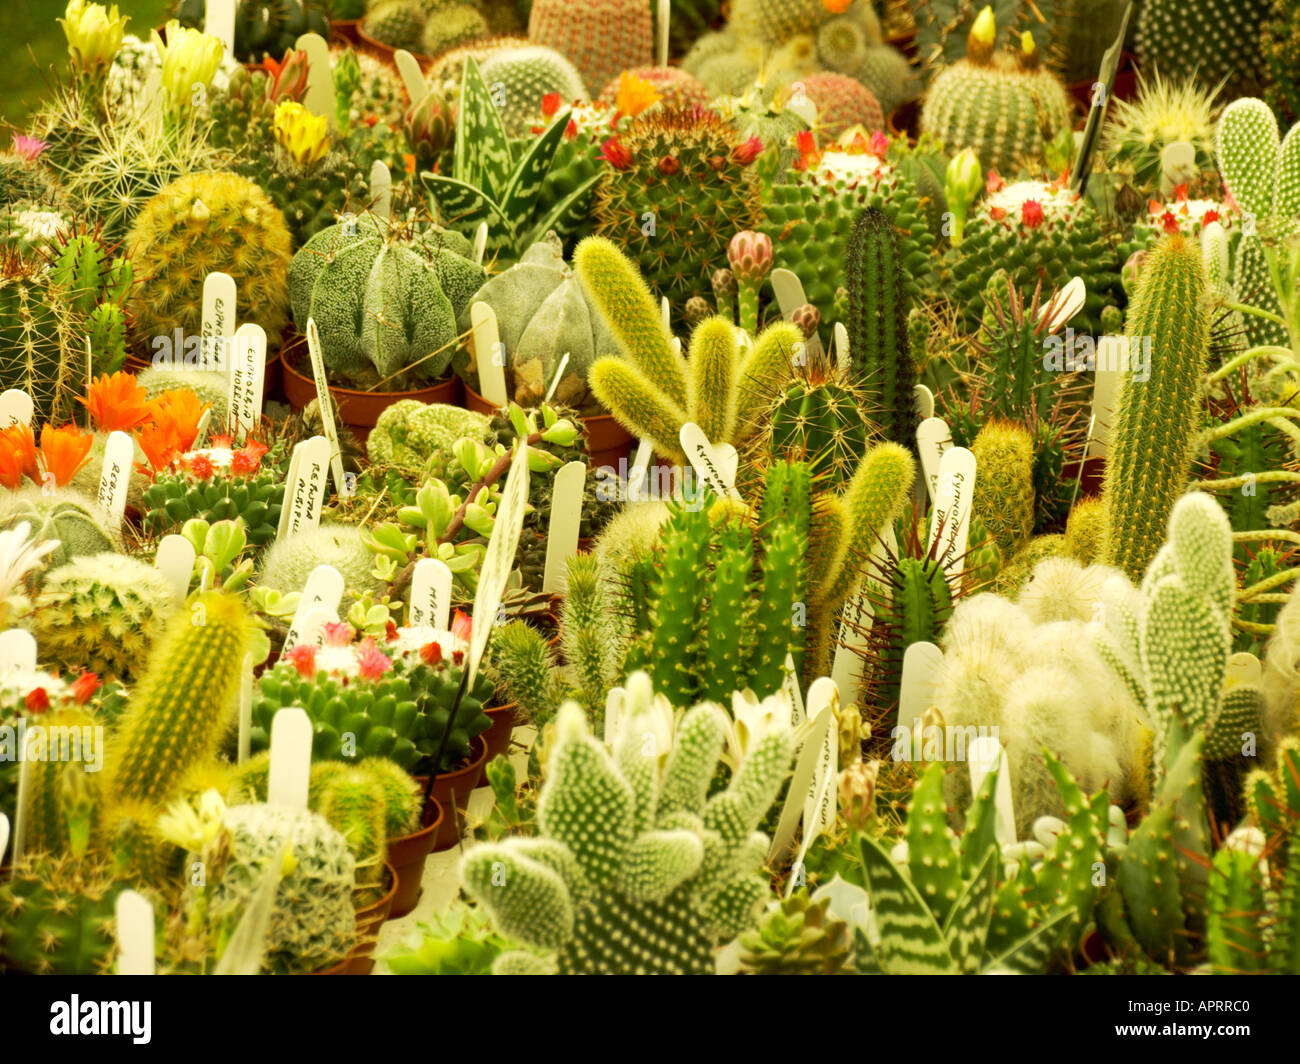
970, 421, 1036, 560
758, 359, 873, 494
1101, 236, 1212, 582
0, 854, 127, 974
461, 680, 794, 974
527, 0, 650, 97
867, 556, 953, 710
0, 487, 118, 567
1137, 0, 1269, 101
490, 618, 564, 726
845, 207, 916, 449
106, 590, 253, 807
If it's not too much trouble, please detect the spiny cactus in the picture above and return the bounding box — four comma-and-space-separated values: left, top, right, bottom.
1100, 235, 1212, 582
0, 486, 119, 567
969, 421, 1035, 560
461, 679, 794, 974
527, 0, 650, 97
476, 45, 587, 138
0, 853, 127, 974
1136, 0, 1269, 102
257, 523, 387, 614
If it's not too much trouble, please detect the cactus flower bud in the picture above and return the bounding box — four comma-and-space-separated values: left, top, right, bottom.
838, 760, 877, 832
1121, 250, 1147, 295
944, 148, 982, 245
790, 302, 821, 338
684, 295, 712, 325
967, 5, 996, 64
60, 0, 129, 72
264, 49, 311, 103
404, 89, 455, 169
727, 230, 774, 284
152, 19, 224, 116
711, 267, 737, 298
274, 100, 330, 167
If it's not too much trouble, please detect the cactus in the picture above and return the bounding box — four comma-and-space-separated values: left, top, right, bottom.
969, 421, 1035, 559
315, 766, 390, 903
0, 486, 119, 567
795, 73, 883, 140
461, 682, 794, 973
1100, 236, 1212, 582
126, 172, 294, 351
476, 45, 587, 137
174, 803, 356, 974
33, 553, 181, 683
527, 0, 650, 98
845, 206, 916, 449
1136, 0, 1269, 101
591, 106, 763, 319
257, 524, 388, 612
559, 553, 624, 722
381, 901, 515, 974
1263, 0, 1300, 127
363, 0, 428, 50
422, 4, 490, 55
867, 555, 954, 710
1103, 72, 1222, 195
0, 854, 127, 974
366, 400, 494, 473
490, 618, 565, 726
143, 442, 288, 548
106, 590, 253, 807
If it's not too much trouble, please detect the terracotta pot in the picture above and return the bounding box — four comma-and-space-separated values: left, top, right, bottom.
345, 861, 398, 975
355, 25, 433, 68
280, 337, 462, 444
122, 351, 282, 402
415, 735, 490, 852
463, 382, 636, 471
387, 799, 446, 918
481, 702, 518, 764
332, 19, 362, 44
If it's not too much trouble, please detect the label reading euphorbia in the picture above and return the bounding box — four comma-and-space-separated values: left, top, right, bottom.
200, 272, 236, 373
226, 322, 266, 439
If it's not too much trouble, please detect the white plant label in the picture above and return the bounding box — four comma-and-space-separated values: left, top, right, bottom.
154, 535, 197, 600
226, 322, 267, 438
293, 606, 336, 651
296, 32, 336, 126
204, 0, 236, 59
115, 891, 155, 975
1088, 338, 1124, 458
305, 319, 348, 498
96, 430, 134, 526
897, 641, 945, 731
471, 302, 509, 407
200, 272, 236, 372
768, 703, 833, 864
275, 435, 330, 542
1226, 652, 1263, 688
194, 407, 212, 447
542, 461, 586, 594
283, 564, 345, 653
409, 556, 454, 630
680, 422, 741, 501
927, 446, 976, 581
968, 737, 1017, 847
1039, 276, 1086, 331
660, 296, 671, 333
267, 707, 314, 811
603, 687, 625, 747
0, 811, 8, 867
714, 442, 739, 491
656, 0, 670, 67
769, 268, 825, 362
394, 50, 428, 104
0, 629, 36, 675
543, 352, 571, 405
801, 678, 840, 840
472, 221, 489, 267
626, 438, 653, 502
369, 160, 392, 222
782, 652, 805, 726
467, 440, 531, 686
830, 529, 895, 698
0, 389, 33, 427
915, 417, 954, 504
913, 384, 935, 422
833, 322, 849, 376
237, 652, 254, 763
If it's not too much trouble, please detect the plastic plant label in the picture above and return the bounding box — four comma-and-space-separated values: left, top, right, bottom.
11, 755, 33, 863
713, 442, 739, 491
603, 687, 625, 746
833, 323, 849, 376
1088, 339, 1124, 458
768, 703, 833, 863
830, 529, 895, 697
292, 606, 336, 651
915, 417, 954, 504
471, 303, 509, 407
409, 556, 454, 630
200, 272, 236, 372
393, 50, 427, 104
204, 0, 236, 58
467, 439, 531, 686
0, 629, 37, 676
226, 322, 267, 438
660, 296, 671, 332
913, 383, 935, 422
0, 389, 33, 427
267, 706, 314, 811
283, 564, 345, 652
782, 652, 805, 726
1038, 276, 1086, 331
1227, 652, 1263, 688
769, 268, 825, 362
0, 811, 8, 866
237, 652, 254, 763
626, 438, 653, 501
369, 160, 392, 222
154, 535, 197, 599
542, 461, 586, 594
968, 736, 1016, 847
296, 33, 336, 126
897, 641, 945, 731
304, 319, 348, 498
115, 891, 155, 975
656, 0, 670, 66
543, 352, 571, 405
472, 222, 489, 267
801, 678, 840, 839
96, 430, 134, 526
275, 435, 331, 541
927, 446, 976, 580
680, 422, 741, 501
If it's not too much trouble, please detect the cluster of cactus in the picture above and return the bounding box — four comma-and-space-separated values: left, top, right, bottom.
33, 552, 181, 683
591, 106, 763, 318
288, 212, 482, 389
919, 9, 1072, 175
143, 441, 289, 547
367, 400, 494, 474
526, 0, 649, 97
172, 0, 329, 62
461, 677, 794, 974
127, 172, 294, 351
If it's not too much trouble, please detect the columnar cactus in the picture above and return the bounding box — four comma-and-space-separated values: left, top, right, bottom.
1100, 235, 1212, 582
969, 421, 1036, 560
461, 677, 795, 974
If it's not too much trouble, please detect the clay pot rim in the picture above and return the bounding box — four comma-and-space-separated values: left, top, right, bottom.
353, 860, 399, 919
280, 335, 459, 401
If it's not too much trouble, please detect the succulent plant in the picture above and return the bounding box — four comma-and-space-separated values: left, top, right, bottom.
737, 891, 856, 975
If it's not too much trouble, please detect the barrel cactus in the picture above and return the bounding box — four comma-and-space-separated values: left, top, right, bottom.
0, 487, 119, 567
0, 854, 128, 975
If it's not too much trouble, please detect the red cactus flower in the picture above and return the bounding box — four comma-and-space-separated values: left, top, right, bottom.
868, 131, 889, 159
793, 129, 820, 171
1020, 199, 1045, 228
385, 619, 399, 643
1173, 183, 1188, 202
565, 118, 577, 139
451, 609, 472, 643
70, 671, 100, 704
985, 170, 1005, 195
24, 686, 49, 713
541, 93, 561, 118
230, 438, 268, 476
420, 640, 443, 665
1160, 210, 1180, 233
988, 206, 1007, 220
321, 621, 355, 648
355, 638, 392, 680
286, 644, 317, 678
732, 136, 763, 165
184, 452, 216, 480
600, 137, 632, 169
1204, 208, 1220, 225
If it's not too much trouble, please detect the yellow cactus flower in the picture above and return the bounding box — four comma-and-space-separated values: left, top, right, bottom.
59, 0, 129, 71
152, 19, 224, 115
613, 71, 660, 119
274, 100, 331, 166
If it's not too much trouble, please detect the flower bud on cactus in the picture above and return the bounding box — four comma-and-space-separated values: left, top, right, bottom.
60, 0, 129, 72
265, 49, 310, 103
944, 148, 982, 246
727, 230, 774, 284
274, 101, 330, 167
838, 759, 877, 831
404, 90, 454, 170
790, 302, 820, 338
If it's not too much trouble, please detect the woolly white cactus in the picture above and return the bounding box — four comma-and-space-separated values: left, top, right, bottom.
460, 672, 794, 974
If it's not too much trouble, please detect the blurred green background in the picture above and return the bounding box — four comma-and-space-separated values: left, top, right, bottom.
0, 1, 171, 130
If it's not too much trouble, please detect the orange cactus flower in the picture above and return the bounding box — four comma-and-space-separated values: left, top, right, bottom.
79, 372, 153, 433
149, 388, 209, 453
0, 423, 39, 488
38, 424, 94, 487
614, 72, 659, 120
135, 421, 181, 474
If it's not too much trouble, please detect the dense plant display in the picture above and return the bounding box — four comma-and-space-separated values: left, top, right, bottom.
3, 0, 1300, 993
